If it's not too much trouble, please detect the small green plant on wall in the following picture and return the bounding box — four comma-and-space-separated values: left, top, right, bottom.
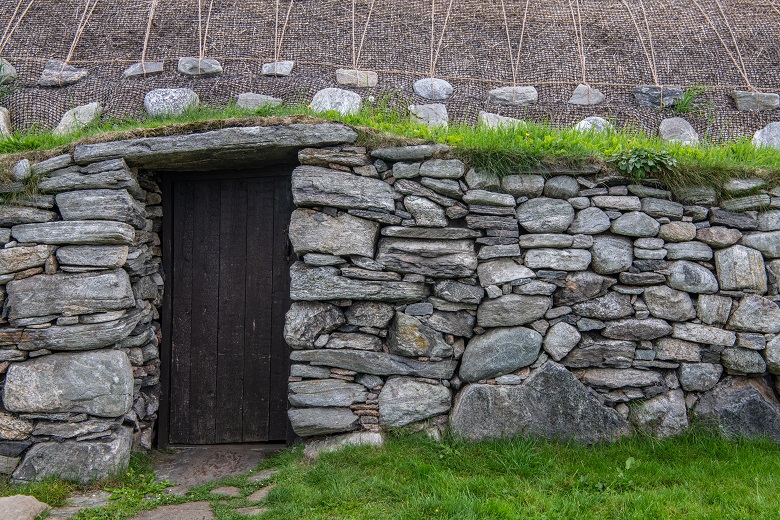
672, 85, 707, 114
608, 145, 678, 182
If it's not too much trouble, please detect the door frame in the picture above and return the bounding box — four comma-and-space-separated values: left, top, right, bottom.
158, 167, 295, 448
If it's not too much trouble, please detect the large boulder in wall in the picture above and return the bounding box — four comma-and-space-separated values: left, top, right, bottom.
450, 362, 630, 444
694, 376, 780, 442
2, 350, 134, 417
12, 426, 133, 483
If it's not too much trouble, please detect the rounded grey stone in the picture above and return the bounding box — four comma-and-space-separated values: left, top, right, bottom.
460, 326, 542, 381
602, 318, 672, 340
409, 103, 448, 127
236, 93, 282, 110
177, 57, 222, 76
413, 78, 453, 100
310, 88, 362, 116
658, 222, 696, 242
3, 350, 133, 417
629, 389, 688, 438
488, 86, 538, 106
262, 60, 294, 76
501, 175, 544, 197
568, 207, 611, 234
543, 176, 580, 199
378, 377, 451, 427
477, 294, 551, 328
569, 84, 605, 105
144, 88, 199, 117
722, 348, 766, 374
0, 58, 17, 85
543, 322, 581, 361
753, 122, 780, 149
678, 363, 722, 392
643, 285, 696, 321
574, 116, 613, 133
590, 236, 633, 274
610, 212, 660, 237
516, 198, 574, 233
667, 260, 719, 294
12, 159, 31, 182
659, 117, 698, 145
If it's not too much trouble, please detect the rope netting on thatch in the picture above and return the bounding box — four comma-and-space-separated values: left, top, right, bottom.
0, 0, 779, 138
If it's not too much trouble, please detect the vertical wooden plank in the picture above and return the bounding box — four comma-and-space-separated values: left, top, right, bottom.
169, 180, 194, 444
216, 178, 247, 443
242, 177, 275, 442
159, 175, 175, 448
189, 179, 221, 444
269, 173, 295, 441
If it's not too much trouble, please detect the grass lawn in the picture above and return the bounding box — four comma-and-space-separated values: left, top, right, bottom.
3, 431, 780, 519
2, 100, 780, 192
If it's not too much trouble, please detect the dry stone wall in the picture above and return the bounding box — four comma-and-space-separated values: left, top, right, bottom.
0, 155, 162, 482
2, 121, 780, 482
287, 143, 780, 444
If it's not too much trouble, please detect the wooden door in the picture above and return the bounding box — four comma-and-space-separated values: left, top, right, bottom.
164, 170, 294, 444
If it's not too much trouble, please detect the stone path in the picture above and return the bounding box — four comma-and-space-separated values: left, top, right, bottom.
153, 444, 283, 496
48, 490, 112, 519
43, 444, 283, 519
131, 501, 215, 520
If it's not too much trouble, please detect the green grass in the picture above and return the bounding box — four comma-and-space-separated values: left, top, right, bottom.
6, 432, 780, 519
2, 100, 780, 191
257, 432, 780, 520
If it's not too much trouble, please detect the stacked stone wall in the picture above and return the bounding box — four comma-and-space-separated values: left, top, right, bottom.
3, 122, 780, 482
0, 155, 162, 482
286, 143, 780, 444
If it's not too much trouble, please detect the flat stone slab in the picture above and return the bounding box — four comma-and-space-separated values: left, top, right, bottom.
153, 444, 283, 495
177, 57, 222, 77
247, 468, 278, 483
122, 62, 164, 79
131, 502, 214, 520
48, 490, 111, 519
246, 483, 276, 502
236, 93, 282, 110
310, 88, 362, 116
234, 506, 268, 516
336, 68, 378, 87
144, 88, 199, 117
210, 486, 241, 497
38, 60, 88, 87
4, 350, 133, 417
74, 124, 358, 170
262, 61, 294, 76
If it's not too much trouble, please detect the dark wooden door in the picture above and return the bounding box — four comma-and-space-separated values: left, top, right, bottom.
165, 170, 294, 444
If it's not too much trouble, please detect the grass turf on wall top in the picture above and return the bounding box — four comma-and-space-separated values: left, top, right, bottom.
1, 101, 780, 194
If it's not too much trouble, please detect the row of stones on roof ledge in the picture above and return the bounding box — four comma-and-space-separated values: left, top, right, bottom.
2, 81, 779, 152
1, 57, 778, 112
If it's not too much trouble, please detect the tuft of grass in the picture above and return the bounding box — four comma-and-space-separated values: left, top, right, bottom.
2, 101, 780, 192
671, 85, 708, 115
